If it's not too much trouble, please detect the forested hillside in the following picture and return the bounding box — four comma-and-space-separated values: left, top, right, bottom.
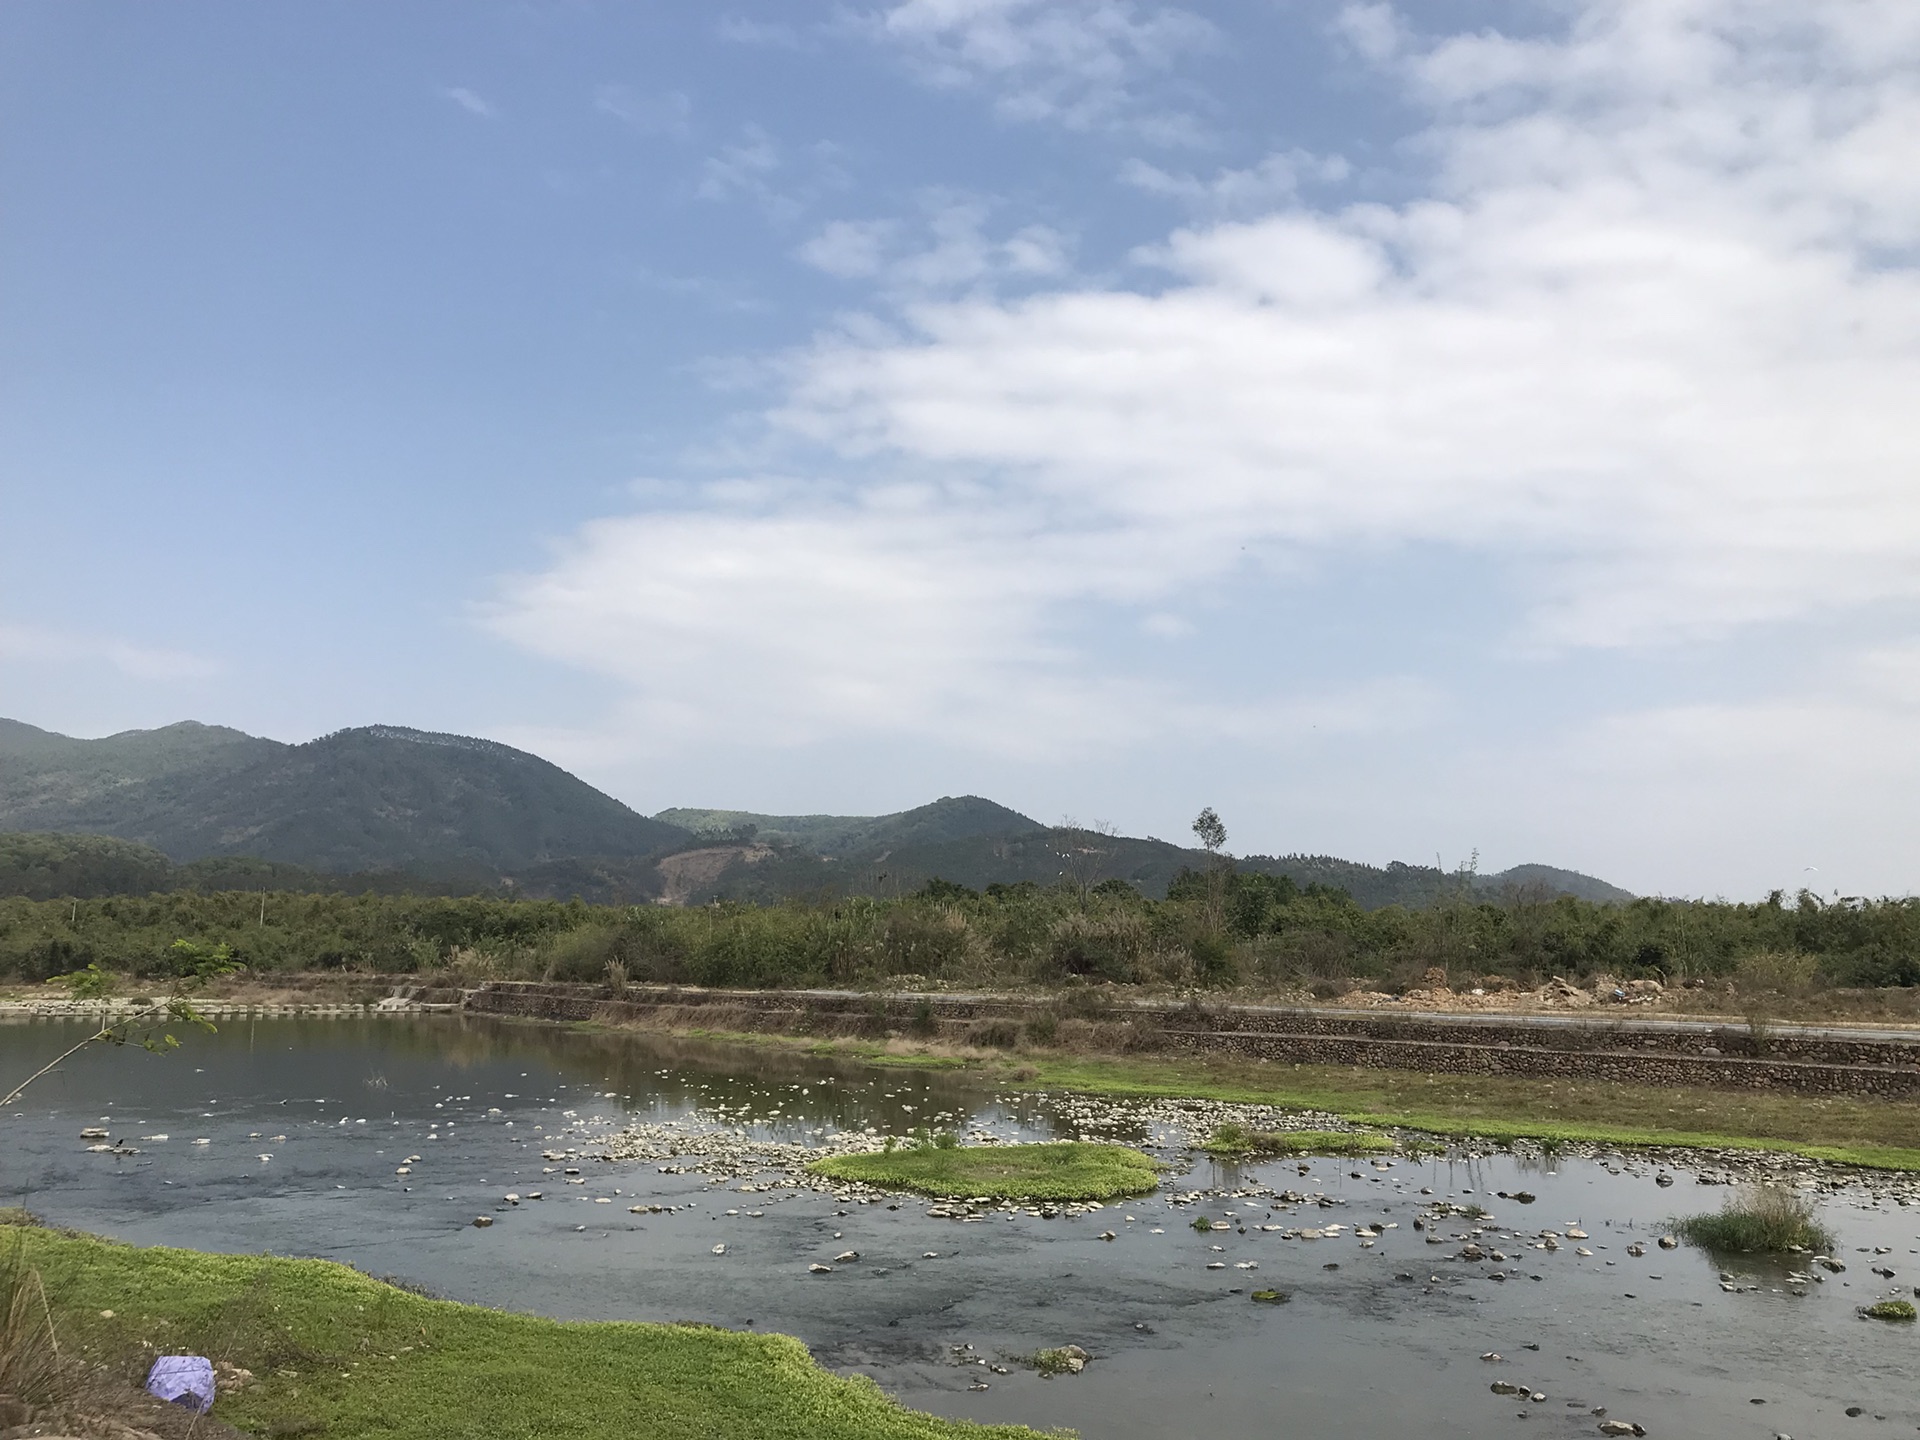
0, 720, 686, 878
1, 718, 1632, 908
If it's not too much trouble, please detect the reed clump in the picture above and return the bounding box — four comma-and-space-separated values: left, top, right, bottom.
0, 1234, 76, 1427
1673, 1185, 1833, 1253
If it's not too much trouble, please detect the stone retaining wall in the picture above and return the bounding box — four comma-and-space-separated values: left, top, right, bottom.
461, 981, 1920, 1098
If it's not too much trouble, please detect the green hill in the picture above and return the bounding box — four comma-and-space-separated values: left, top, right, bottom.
0, 720, 687, 880
653, 796, 1036, 856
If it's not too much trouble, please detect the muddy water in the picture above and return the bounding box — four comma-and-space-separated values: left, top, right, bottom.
4, 1014, 1917, 1439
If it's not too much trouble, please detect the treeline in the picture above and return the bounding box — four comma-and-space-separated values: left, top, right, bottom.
0, 832, 474, 902
2, 870, 1916, 991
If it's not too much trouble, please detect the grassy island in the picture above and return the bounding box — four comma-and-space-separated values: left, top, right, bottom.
807, 1141, 1159, 1202
2, 1221, 1052, 1440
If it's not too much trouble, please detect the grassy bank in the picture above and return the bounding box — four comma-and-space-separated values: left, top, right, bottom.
809, 1142, 1160, 1202
3, 1223, 1054, 1440
646, 1024, 1920, 1171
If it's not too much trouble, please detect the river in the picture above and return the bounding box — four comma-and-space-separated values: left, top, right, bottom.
3, 1012, 1916, 1438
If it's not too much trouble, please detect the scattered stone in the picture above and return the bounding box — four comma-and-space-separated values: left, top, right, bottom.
1034, 1345, 1089, 1377
472, 1216, 493, 1228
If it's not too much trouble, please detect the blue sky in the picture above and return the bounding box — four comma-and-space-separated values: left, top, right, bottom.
4, 0, 1919, 898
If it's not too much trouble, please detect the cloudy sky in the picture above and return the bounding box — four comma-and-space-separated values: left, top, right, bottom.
4, 0, 1918, 898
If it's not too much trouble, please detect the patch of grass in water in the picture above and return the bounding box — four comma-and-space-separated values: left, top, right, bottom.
1030, 1346, 1088, 1377
807, 1142, 1159, 1202
1672, 1186, 1834, 1254
1249, 1289, 1290, 1305
1861, 1299, 1916, 1321
3, 1222, 1056, 1440
1203, 1122, 1393, 1158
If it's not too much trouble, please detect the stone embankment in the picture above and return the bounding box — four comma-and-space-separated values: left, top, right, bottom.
462, 981, 1920, 1099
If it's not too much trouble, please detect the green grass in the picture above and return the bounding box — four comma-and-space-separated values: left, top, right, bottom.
1201, 1122, 1395, 1158
577, 1024, 1920, 1171
3, 1223, 1057, 1440
1004, 1054, 1920, 1172
1672, 1187, 1835, 1254
806, 1142, 1159, 1202
1861, 1300, 1917, 1321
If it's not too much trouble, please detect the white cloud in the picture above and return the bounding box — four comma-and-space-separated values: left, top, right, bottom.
698, 128, 849, 224
484, 493, 1428, 757
0, 622, 220, 682
440, 87, 496, 119
798, 219, 901, 279
777, 0, 1920, 652
1519, 650, 1920, 896
492, 0, 1920, 801
716, 16, 805, 48
1119, 150, 1353, 214
856, 0, 1217, 139
594, 86, 692, 139
798, 196, 1074, 297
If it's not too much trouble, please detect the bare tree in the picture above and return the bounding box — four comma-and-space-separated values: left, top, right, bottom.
1056, 818, 1118, 908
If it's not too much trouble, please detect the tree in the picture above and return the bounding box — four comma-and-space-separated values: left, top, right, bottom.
1189, 807, 1234, 976
1, 941, 236, 1108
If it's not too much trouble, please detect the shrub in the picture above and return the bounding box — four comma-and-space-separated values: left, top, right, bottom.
1188, 932, 1236, 986
1044, 910, 1146, 983
1861, 1299, 1917, 1321
1024, 1011, 1059, 1045
965, 1018, 1021, 1049
544, 924, 621, 983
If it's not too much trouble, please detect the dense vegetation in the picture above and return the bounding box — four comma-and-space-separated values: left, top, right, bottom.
1, 866, 1915, 992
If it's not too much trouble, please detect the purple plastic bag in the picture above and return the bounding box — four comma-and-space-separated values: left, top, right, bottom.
145, 1354, 216, 1413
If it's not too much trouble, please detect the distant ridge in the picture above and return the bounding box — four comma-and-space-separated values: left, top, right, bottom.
0, 716, 1635, 906
654, 796, 1036, 856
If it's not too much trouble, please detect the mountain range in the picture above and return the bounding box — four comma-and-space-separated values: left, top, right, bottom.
0, 717, 1634, 907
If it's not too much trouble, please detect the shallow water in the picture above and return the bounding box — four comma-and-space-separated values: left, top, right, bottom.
4, 1014, 1918, 1438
